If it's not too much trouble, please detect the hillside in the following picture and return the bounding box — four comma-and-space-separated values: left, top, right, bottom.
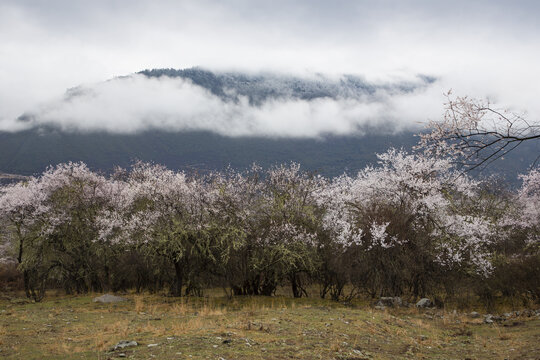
0, 128, 537, 183
1, 68, 537, 181
0, 129, 417, 177
137, 68, 435, 104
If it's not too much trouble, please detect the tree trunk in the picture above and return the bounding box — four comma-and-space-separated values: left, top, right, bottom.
23, 270, 31, 298
291, 274, 302, 298
171, 261, 184, 297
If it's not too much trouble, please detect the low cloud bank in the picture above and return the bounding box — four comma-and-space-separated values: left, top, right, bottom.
0, 73, 442, 137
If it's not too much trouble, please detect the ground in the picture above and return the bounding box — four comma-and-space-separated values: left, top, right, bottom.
0, 292, 539, 359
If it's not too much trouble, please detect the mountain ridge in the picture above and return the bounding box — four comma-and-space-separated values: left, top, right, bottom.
1, 68, 536, 183
137, 67, 436, 105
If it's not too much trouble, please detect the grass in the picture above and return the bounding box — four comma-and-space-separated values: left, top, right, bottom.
0, 291, 539, 359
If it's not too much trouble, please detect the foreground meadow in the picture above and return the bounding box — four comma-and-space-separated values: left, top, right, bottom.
0, 293, 539, 359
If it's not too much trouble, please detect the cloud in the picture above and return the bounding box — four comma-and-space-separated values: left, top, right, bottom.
0, 74, 442, 137
0, 0, 539, 135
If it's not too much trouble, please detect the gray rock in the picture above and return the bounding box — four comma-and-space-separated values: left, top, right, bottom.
93, 294, 127, 303
376, 297, 403, 307
415, 298, 432, 308
469, 311, 481, 318
483, 314, 503, 323
112, 340, 138, 351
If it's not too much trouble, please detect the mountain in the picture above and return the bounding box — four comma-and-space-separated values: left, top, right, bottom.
136, 68, 435, 105
0, 127, 537, 183
0, 68, 537, 182
0, 128, 418, 177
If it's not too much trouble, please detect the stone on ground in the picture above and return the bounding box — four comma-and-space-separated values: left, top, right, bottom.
415, 298, 432, 308
469, 311, 481, 318
112, 340, 138, 351
93, 294, 127, 303
376, 297, 403, 308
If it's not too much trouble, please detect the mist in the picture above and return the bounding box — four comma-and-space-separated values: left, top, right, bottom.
0, 0, 539, 136
1, 72, 441, 137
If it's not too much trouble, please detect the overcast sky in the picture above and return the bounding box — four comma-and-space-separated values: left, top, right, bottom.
1, 0, 539, 136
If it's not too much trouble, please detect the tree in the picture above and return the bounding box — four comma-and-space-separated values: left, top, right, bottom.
213, 164, 322, 297
98, 162, 219, 296
0, 162, 114, 300
262, 163, 322, 297
0, 177, 50, 300
40, 163, 114, 294
210, 165, 265, 296
320, 149, 496, 298
418, 91, 540, 171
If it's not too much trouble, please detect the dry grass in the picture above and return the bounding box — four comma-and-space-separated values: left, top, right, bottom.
0, 293, 538, 359
134, 295, 145, 313
170, 300, 187, 316
0, 324, 7, 336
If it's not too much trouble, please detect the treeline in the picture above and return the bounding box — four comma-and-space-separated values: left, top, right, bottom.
0, 149, 538, 305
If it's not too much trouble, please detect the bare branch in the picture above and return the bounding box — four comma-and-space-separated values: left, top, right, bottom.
416, 93, 540, 171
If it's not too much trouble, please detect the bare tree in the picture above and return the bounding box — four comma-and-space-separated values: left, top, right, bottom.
418, 91, 540, 171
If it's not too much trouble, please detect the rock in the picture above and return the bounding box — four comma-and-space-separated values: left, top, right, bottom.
415, 298, 432, 308
352, 349, 367, 356
112, 340, 138, 351
93, 294, 127, 303
483, 314, 503, 324
376, 297, 403, 307
147, 343, 158, 347
469, 311, 481, 318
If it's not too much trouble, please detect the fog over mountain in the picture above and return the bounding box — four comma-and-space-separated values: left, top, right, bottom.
5, 68, 437, 137
0, 0, 538, 178
0, 67, 537, 181
2, 0, 539, 138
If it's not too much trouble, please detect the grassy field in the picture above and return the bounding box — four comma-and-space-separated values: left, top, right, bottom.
0, 292, 539, 359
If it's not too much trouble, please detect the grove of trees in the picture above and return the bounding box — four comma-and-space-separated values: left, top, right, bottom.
1, 147, 538, 305
0, 95, 539, 305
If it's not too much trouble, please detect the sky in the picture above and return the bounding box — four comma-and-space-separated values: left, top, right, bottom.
0, 0, 539, 136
